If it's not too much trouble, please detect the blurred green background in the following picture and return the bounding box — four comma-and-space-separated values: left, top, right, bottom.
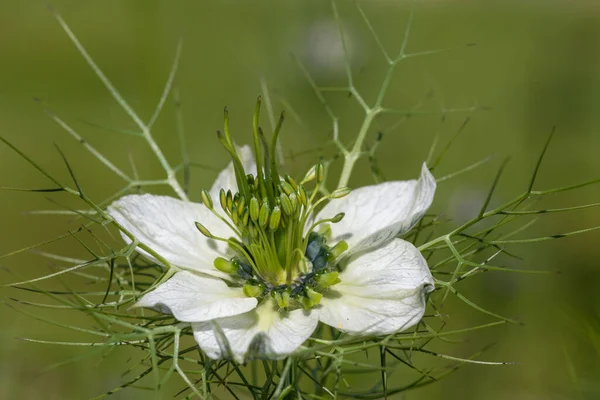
1, 0, 600, 398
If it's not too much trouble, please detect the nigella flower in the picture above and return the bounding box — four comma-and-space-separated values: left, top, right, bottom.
107, 105, 436, 363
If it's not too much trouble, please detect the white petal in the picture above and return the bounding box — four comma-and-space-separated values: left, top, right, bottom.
136, 271, 257, 322
210, 145, 256, 199
316, 163, 435, 255
108, 194, 234, 279
319, 239, 434, 336
192, 299, 318, 363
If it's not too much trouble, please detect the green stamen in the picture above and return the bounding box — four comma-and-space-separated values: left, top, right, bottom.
203, 102, 349, 310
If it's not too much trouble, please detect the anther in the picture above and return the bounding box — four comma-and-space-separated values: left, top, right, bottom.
316, 163, 325, 184
259, 200, 270, 227
226, 190, 233, 211
331, 212, 345, 223
237, 196, 246, 217
269, 206, 281, 231
279, 193, 293, 216
242, 207, 250, 226
246, 174, 255, 187
201, 189, 213, 209
231, 203, 240, 225
285, 175, 299, 191
302, 165, 317, 184
330, 187, 351, 199
219, 188, 228, 212
288, 192, 298, 212
195, 222, 214, 238
250, 197, 260, 222
280, 181, 295, 196
297, 185, 308, 206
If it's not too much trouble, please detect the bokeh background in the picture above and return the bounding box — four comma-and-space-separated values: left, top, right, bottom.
1, 0, 599, 398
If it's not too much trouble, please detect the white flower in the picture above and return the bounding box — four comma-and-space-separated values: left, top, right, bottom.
108, 145, 435, 363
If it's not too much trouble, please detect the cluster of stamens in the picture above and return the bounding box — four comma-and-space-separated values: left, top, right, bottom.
194, 97, 350, 310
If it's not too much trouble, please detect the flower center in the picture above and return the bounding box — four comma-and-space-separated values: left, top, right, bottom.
194, 97, 350, 310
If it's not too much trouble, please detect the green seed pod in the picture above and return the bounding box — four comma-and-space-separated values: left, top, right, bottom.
269, 206, 281, 231
195, 222, 213, 238
213, 257, 238, 274
200, 189, 213, 209
330, 187, 351, 199
259, 200, 270, 227
279, 193, 293, 216
280, 181, 295, 196
219, 188, 228, 212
